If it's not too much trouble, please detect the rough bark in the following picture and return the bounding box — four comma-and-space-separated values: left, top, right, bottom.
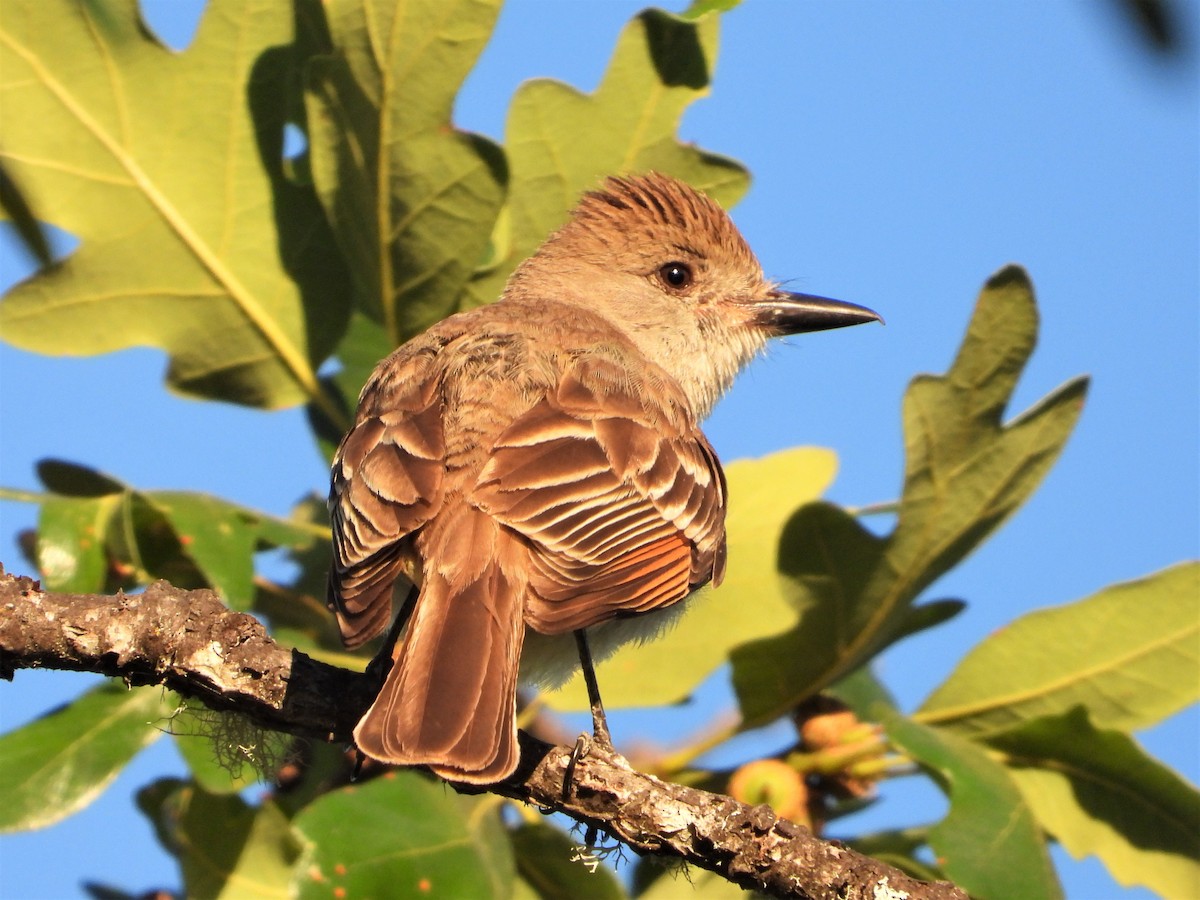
0, 567, 966, 900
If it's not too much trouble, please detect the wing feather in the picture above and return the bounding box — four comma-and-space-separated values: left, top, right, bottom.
474, 357, 726, 635
328, 350, 447, 648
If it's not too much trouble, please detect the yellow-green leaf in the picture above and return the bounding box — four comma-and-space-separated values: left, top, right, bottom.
916, 562, 1200, 736
0, 0, 350, 418
731, 266, 1089, 725
992, 708, 1200, 900
305, 0, 506, 345
462, 6, 748, 308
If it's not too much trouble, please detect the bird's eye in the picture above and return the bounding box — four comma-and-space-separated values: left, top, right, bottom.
659, 262, 693, 290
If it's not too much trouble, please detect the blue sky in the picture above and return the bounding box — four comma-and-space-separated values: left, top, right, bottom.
1, 2, 1196, 897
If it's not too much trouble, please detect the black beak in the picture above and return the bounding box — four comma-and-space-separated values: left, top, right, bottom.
753, 290, 883, 336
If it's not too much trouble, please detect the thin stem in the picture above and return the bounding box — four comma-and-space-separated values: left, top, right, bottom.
0, 487, 45, 503
656, 717, 743, 775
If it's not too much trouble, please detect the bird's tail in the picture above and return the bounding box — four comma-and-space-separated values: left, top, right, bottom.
353, 505, 526, 783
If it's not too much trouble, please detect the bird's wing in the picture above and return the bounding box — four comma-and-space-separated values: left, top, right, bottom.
328, 349, 446, 648
474, 357, 726, 635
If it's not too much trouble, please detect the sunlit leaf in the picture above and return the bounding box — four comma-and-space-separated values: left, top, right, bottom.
37, 493, 119, 592
992, 708, 1200, 899
291, 771, 513, 899
462, 5, 748, 308
0, 0, 350, 419
30, 461, 319, 610
0, 159, 52, 266
305, 0, 506, 345
917, 562, 1200, 736
731, 266, 1089, 725
0, 683, 171, 832
885, 714, 1062, 900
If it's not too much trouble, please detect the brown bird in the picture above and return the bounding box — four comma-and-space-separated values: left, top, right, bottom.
328, 172, 880, 783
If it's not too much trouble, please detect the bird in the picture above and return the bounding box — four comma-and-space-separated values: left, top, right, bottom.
327, 172, 881, 784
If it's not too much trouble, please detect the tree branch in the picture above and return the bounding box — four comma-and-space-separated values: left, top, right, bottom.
0, 567, 965, 900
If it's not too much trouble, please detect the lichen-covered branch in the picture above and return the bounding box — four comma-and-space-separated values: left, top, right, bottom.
0, 567, 965, 900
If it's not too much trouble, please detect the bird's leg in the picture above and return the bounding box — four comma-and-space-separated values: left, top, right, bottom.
575, 628, 613, 748
564, 629, 613, 800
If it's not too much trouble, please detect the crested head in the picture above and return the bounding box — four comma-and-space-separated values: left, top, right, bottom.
500, 172, 879, 419
502, 173, 779, 417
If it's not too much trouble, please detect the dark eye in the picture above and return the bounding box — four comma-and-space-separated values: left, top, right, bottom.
658, 262, 693, 289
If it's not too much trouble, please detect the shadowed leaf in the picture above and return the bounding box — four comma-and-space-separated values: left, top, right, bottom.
139, 779, 299, 899
731, 266, 1089, 725
511, 823, 625, 900
32, 461, 318, 609
304, 0, 506, 346
992, 708, 1200, 899
886, 713, 1062, 900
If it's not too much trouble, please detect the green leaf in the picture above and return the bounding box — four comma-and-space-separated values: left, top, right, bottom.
0, 0, 350, 419
827, 665, 899, 719
891, 598, 967, 644
291, 770, 513, 899
139, 779, 299, 899
992, 709, 1200, 899
512, 823, 625, 900
639, 867, 753, 899
544, 447, 837, 711
917, 562, 1200, 736
37, 493, 119, 592
463, 5, 748, 308
305, 0, 506, 345
0, 682, 171, 832
731, 266, 1089, 725
36, 459, 125, 497
249, 496, 351, 660
885, 714, 1062, 900
147, 493, 260, 608
31, 461, 320, 609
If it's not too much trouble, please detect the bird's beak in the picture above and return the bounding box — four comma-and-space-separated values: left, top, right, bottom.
752, 290, 883, 336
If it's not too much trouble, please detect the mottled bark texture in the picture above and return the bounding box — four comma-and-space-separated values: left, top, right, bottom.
0, 568, 965, 900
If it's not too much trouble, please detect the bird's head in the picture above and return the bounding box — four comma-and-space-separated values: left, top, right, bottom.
504, 172, 881, 416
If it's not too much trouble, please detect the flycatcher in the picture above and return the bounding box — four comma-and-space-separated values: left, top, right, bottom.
328, 173, 880, 783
